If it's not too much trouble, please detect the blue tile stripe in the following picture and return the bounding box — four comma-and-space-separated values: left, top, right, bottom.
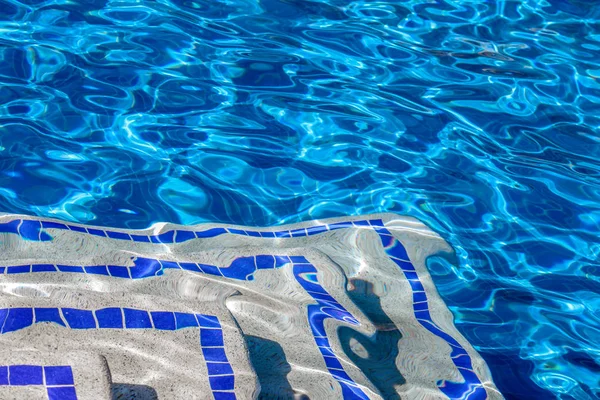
0, 217, 487, 399
372, 220, 486, 400
0, 365, 77, 400
0, 218, 351, 244
0, 308, 235, 400
292, 260, 369, 400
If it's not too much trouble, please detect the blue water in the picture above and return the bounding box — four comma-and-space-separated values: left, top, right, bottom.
0, 0, 599, 398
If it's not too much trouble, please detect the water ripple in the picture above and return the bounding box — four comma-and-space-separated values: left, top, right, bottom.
1, 0, 600, 397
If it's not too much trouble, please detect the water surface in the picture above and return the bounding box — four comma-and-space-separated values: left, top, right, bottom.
0, 0, 599, 398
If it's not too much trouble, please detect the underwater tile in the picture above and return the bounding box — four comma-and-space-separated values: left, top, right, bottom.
18, 220, 43, 241
129, 234, 150, 242
202, 347, 228, 362
44, 366, 74, 385
62, 308, 96, 329
150, 312, 176, 331
201, 329, 224, 347
32, 264, 56, 273
196, 315, 221, 329
84, 266, 109, 276
206, 362, 233, 376
68, 225, 87, 233
47, 386, 78, 400
9, 365, 43, 385
57, 265, 84, 273
0, 366, 7, 385
209, 375, 234, 391
175, 230, 196, 243
212, 392, 236, 400
255, 255, 274, 269
7, 265, 31, 274
95, 308, 123, 329
108, 266, 130, 278
180, 262, 201, 272
124, 308, 152, 329
174, 312, 198, 329
195, 228, 227, 238
106, 231, 131, 240
86, 228, 106, 237
2, 308, 33, 333
34, 308, 66, 327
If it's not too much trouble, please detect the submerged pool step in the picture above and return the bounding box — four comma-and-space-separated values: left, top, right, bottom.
0, 213, 500, 400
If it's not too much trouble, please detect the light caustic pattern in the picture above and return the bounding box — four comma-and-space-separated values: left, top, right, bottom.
0, 218, 486, 399
0, 1, 599, 399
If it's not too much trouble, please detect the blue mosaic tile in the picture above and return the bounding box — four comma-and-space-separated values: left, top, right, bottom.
0, 220, 20, 235
0, 366, 7, 385
306, 226, 328, 235
201, 329, 224, 347
40, 221, 68, 230
220, 257, 256, 280
84, 266, 109, 276
62, 308, 96, 329
160, 261, 179, 270
18, 220, 43, 241
453, 354, 474, 370
32, 264, 57, 272
259, 231, 275, 238
404, 271, 419, 280
9, 365, 43, 385
274, 255, 290, 268
156, 231, 175, 243
106, 231, 131, 241
227, 228, 246, 235
150, 312, 176, 330
131, 258, 162, 278
388, 241, 410, 261
368, 219, 385, 228
207, 362, 233, 376
246, 230, 261, 238
57, 265, 84, 273
213, 392, 236, 400
327, 222, 354, 231
202, 347, 228, 362
319, 347, 335, 357
35, 308, 66, 327
255, 255, 274, 269
124, 308, 152, 329
274, 230, 291, 238
108, 265, 130, 278
329, 368, 353, 383
323, 356, 343, 370
175, 312, 198, 329
414, 302, 429, 311
2, 308, 33, 333
352, 220, 370, 227
175, 230, 196, 243
47, 386, 78, 400
129, 234, 149, 242
290, 228, 306, 237
209, 375, 235, 391
289, 255, 308, 263
408, 280, 425, 292
7, 265, 30, 274
393, 259, 415, 271
180, 262, 201, 272
414, 310, 432, 321
314, 337, 330, 347
68, 225, 87, 233
95, 308, 123, 328
198, 263, 220, 276
44, 366, 74, 385
195, 228, 227, 238
0, 267, 4, 274
196, 314, 221, 329
86, 228, 106, 237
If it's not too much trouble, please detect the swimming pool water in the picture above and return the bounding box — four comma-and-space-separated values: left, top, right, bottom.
0, 0, 599, 398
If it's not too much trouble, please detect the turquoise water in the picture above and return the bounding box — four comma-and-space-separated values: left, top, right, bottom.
0, 0, 599, 398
